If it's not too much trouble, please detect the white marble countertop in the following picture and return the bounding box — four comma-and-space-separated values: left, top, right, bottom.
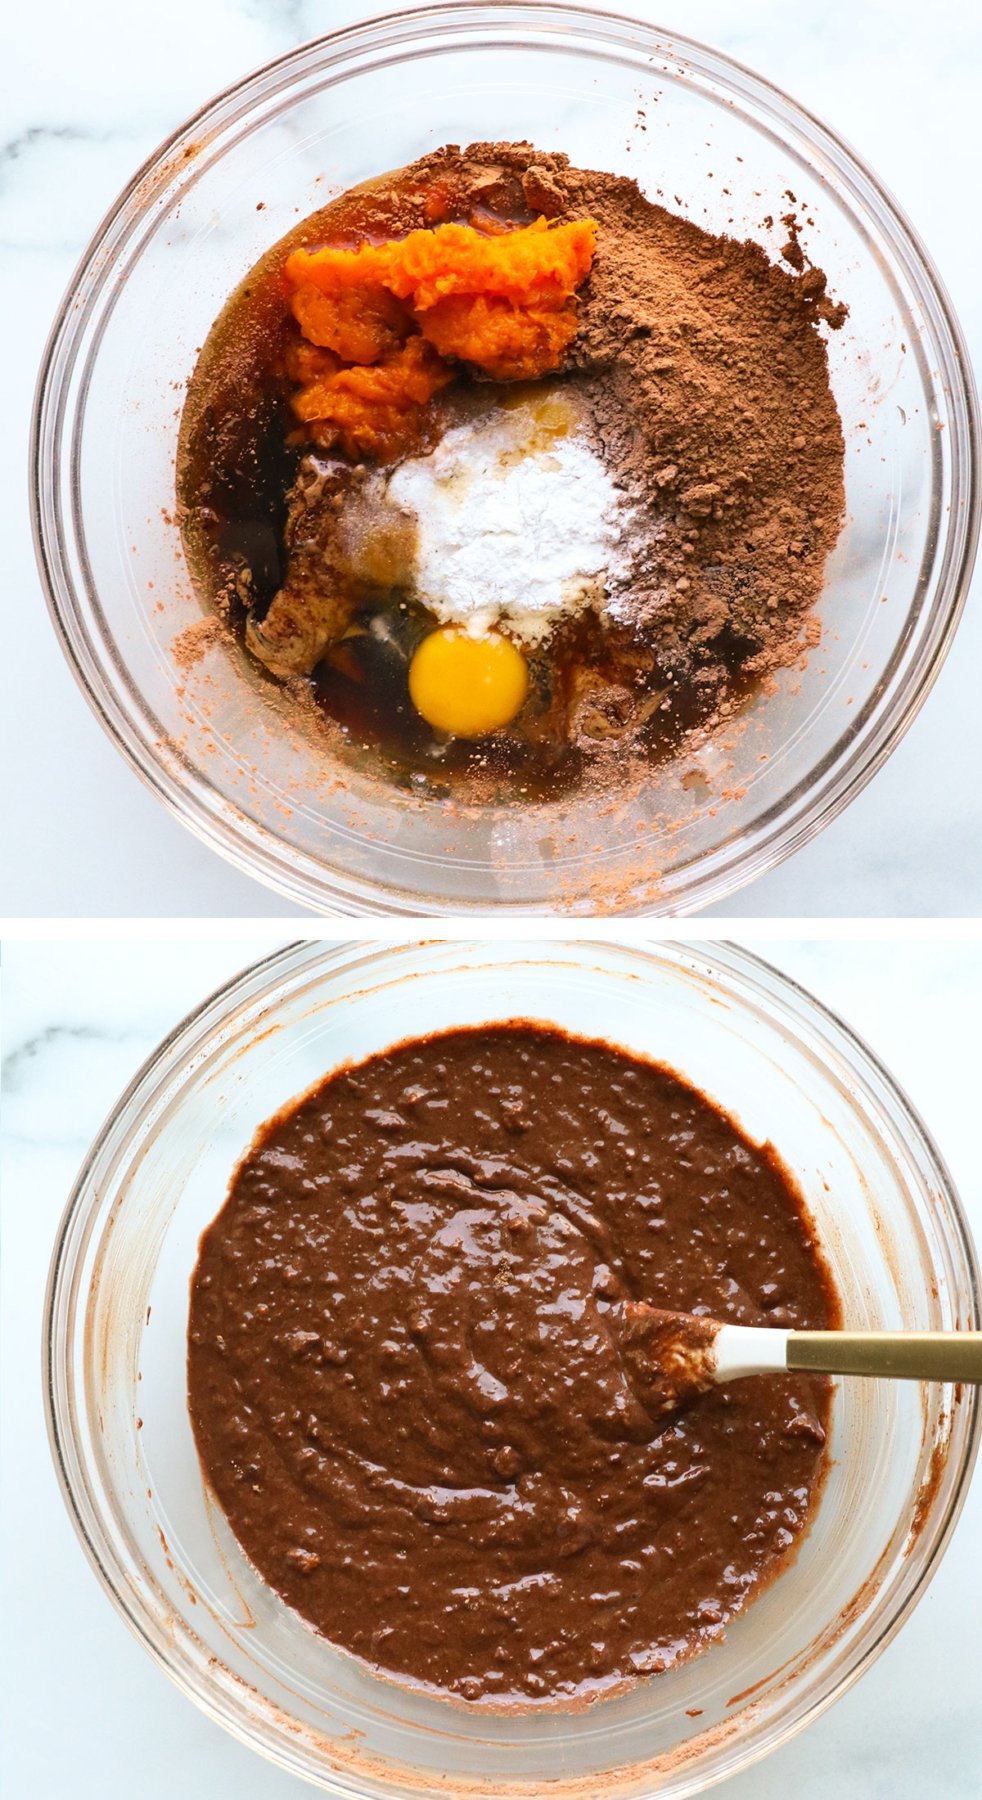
2, 935, 981, 1798
1, 0, 980, 919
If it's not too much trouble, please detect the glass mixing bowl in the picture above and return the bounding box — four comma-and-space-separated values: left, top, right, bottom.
46, 940, 980, 1796
31, 6, 979, 914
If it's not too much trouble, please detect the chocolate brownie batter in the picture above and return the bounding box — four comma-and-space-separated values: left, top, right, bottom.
188, 1025, 838, 1707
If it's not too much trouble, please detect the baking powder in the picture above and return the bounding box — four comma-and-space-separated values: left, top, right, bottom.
383, 401, 632, 645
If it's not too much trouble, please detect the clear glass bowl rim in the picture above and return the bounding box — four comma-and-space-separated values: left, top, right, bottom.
30, 2, 982, 915
26, 3, 971, 914
43, 937, 982, 1795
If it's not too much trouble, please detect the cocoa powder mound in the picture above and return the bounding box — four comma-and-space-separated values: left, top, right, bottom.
418, 141, 847, 719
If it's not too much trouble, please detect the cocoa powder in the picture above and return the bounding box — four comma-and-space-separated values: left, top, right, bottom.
424, 142, 847, 720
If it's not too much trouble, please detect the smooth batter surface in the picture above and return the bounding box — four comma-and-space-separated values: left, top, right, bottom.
188, 1025, 837, 1707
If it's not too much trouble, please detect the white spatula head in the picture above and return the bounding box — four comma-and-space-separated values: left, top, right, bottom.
612, 1302, 723, 1415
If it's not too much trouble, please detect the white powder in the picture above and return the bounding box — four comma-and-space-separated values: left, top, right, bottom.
381, 403, 632, 646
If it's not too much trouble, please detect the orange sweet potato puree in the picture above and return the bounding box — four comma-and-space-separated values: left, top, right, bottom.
286, 336, 454, 463
282, 216, 597, 458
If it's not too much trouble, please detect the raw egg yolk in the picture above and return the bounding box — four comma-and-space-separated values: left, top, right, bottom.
408, 627, 529, 738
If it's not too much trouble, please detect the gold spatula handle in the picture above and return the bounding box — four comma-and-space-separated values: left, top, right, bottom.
787, 1331, 982, 1381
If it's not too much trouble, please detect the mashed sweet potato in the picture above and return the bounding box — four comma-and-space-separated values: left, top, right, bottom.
283, 216, 597, 456
285, 336, 454, 462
